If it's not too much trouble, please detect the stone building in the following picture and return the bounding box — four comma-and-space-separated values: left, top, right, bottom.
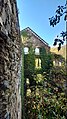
50, 46, 65, 66
21, 27, 50, 53
21, 27, 50, 70
21, 27, 50, 118
0, 0, 22, 119
21, 27, 50, 71
21, 27, 50, 77
21, 27, 66, 119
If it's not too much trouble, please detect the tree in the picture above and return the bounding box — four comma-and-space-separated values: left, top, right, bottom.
49, 2, 67, 117
49, 1, 67, 50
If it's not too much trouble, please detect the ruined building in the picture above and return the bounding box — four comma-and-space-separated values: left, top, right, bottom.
0, 0, 22, 119
21, 27, 50, 118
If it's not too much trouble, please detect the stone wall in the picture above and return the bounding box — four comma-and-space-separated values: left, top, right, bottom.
0, 0, 22, 119
21, 27, 50, 52
30, 35, 50, 52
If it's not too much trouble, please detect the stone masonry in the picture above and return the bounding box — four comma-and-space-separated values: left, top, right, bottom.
0, 0, 22, 119
21, 27, 50, 52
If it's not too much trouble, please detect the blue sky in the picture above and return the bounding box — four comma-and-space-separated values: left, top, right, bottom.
17, 0, 65, 46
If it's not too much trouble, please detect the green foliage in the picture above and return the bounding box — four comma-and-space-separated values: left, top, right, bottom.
21, 30, 32, 44
40, 47, 47, 73
23, 44, 66, 119
40, 47, 53, 74
24, 46, 35, 78
24, 68, 66, 118
21, 31, 28, 38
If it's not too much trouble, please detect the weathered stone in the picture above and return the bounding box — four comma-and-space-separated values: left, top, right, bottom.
0, 0, 22, 119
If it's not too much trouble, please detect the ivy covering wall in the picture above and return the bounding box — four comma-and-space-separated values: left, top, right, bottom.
21, 31, 66, 119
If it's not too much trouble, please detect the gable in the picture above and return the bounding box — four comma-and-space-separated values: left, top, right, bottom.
21, 27, 50, 52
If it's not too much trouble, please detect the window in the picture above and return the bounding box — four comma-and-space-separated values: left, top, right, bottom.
53, 61, 55, 66
53, 60, 61, 66
26, 78, 30, 85
59, 62, 61, 66
35, 58, 41, 68
24, 47, 29, 54
53, 60, 59, 66
35, 48, 39, 55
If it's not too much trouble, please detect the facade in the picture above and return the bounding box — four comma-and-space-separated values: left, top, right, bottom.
50, 45, 66, 60
21, 27, 50, 74
0, 0, 21, 119
52, 53, 65, 66
21, 27, 50, 52
21, 27, 66, 119
21, 27, 51, 118
50, 47, 65, 67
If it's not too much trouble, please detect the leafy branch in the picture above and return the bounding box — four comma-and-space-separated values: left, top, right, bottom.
49, 3, 67, 50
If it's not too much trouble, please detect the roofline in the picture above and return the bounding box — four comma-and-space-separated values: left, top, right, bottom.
21, 27, 50, 47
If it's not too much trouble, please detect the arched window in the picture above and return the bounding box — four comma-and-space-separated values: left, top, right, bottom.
24, 47, 29, 54
35, 48, 39, 55
35, 58, 41, 68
